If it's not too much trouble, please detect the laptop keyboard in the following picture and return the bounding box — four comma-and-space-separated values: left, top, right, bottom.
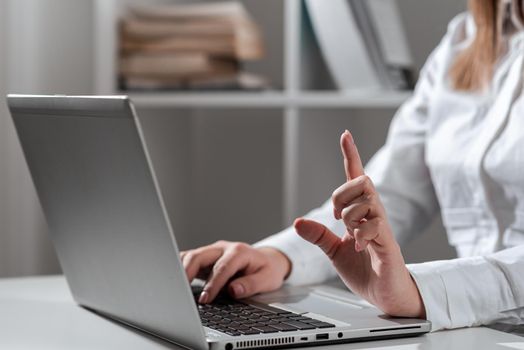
197, 297, 335, 336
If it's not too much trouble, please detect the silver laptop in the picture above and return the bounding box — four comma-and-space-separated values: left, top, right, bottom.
7, 94, 430, 350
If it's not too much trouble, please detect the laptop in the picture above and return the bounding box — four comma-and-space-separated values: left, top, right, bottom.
7, 95, 430, 350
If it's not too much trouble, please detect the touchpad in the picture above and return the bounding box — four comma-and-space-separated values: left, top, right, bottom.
274, 292, 363, 322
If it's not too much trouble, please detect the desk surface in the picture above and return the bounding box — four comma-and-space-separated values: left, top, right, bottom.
0, 276, 522, 350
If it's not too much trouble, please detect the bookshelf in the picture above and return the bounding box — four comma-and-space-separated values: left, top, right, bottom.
93, 0, 411, 239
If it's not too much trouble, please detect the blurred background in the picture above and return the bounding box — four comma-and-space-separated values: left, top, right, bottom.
0, 0, 465, 277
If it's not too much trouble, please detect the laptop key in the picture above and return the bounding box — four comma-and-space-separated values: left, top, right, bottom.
250, 322, 268, 327
239, 329, 261, 335
252, 325, 279, 333
277, 311, 295, 316
250, 304, 286, 314
270, 323, 299, 332
281, 320, 315, 330
217, 318, 232, 324
225, 330, 241, 336
290, 316, 313, 321
265, 320, 280, 325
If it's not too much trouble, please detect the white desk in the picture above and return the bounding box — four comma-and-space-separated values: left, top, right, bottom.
0, 276, 522, 350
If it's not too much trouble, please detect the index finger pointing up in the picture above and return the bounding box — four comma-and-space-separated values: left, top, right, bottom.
340, 130, 365, 181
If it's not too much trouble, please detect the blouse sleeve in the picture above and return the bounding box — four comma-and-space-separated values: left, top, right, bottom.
409, 245, 524, 331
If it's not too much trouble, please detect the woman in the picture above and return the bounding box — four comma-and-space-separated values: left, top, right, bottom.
181, 0, 524, 331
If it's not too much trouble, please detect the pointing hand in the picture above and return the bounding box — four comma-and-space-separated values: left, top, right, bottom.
294, 131, 425, 318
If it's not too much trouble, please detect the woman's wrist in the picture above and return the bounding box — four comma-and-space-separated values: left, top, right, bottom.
258, 247, 292, 280
411, 274, 427, 319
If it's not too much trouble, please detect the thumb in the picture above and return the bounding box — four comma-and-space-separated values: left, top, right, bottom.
294, 218, 341, 259
228, 269, 279, 299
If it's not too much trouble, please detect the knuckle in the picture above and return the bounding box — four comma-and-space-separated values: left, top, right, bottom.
332, 184, 350, 207
343, 217, 357, 231
331, 188, 342, 206
355, 174, 366, 185
362, 175, 374, 190
356, 174, 368, 186
341, 207, 351, 221
184, 252, 197, 264
231, 242, 249, 254
241, 280, 254, 295
354, 227, 370, 241
365, 193, 375, 203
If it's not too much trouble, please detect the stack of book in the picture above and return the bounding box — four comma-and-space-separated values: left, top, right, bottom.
119, 1, 267, 91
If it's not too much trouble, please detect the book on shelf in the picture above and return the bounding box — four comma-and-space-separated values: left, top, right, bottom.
122, 72, 269, 91
120, 18, 236, 39
120, 30, 261, 60
120, 53, 238, 78
118, 1, 266, 91
129, 1, 253, 21
304, 0, 414, 92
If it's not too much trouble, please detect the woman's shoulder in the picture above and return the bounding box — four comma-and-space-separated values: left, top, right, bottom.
443, 12, 475, 50
423, 12, 476, 79
420, 12, 473, 81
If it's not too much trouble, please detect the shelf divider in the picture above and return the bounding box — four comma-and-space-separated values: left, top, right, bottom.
127, 90, 411, 109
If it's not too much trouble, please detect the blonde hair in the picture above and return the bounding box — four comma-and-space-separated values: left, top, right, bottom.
450, 0, 524, 91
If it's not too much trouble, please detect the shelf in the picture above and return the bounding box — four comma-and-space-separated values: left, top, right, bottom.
128, 90, 412, 109
292, 91, 411, 108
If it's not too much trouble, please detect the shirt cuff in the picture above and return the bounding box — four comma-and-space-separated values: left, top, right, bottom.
407, 262, 452, 331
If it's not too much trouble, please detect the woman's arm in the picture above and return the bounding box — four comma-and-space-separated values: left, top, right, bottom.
409, 245, 524, 330
255, 15, 460, 285
296, 132, 524, 328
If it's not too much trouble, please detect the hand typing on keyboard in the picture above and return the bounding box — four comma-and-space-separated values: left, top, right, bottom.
181, 242, 291, 304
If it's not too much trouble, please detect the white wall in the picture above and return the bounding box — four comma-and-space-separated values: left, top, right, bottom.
0, 0, 93, 276
0, 0, 8, 273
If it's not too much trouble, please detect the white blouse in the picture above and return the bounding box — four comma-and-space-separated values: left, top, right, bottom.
255, 13, 524, 331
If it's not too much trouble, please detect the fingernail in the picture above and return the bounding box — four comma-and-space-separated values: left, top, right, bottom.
199, 291, 209, 304
348, 132, 355, 144
344, 130, 355, 144
231, 283, 245, 298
